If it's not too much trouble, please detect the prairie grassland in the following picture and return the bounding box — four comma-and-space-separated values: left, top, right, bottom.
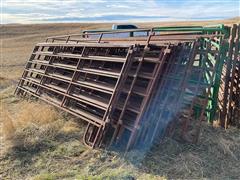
0, 18, 240, 179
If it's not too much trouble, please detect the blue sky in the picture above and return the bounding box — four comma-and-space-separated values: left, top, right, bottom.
1, 0, 239, 24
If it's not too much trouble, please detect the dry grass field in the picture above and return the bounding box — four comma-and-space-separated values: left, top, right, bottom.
1, 17, 240, 179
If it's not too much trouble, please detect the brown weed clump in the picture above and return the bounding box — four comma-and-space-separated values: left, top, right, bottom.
1, 109, 16, 140
2, 101, 60, 140
17, 101, 60, 125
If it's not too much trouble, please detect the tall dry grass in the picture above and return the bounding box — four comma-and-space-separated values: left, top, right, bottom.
1, 109, 16, 140
1, 101, 60, 141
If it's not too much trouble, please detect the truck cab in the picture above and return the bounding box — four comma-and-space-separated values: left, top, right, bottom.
111, 24, 138, 30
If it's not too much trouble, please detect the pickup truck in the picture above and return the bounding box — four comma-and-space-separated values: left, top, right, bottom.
82, 24, 149, 38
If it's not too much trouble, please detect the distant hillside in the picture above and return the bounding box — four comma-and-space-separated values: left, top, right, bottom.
137, 17, 240, 27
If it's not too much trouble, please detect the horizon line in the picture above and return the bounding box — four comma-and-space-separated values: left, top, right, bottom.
1, 16, 239, 25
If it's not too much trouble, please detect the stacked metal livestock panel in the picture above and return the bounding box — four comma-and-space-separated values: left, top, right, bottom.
15, 24, 239, 151
218, 24, 240, 128
137, 37, 225, 147
152, 24, 240, 129
15, 42, 136, 148
229, 25, 240, 128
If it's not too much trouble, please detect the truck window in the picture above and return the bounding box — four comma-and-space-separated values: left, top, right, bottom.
116, 25, 138, 29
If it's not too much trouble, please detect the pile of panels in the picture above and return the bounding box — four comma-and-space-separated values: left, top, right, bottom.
15, 24, 239, 151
